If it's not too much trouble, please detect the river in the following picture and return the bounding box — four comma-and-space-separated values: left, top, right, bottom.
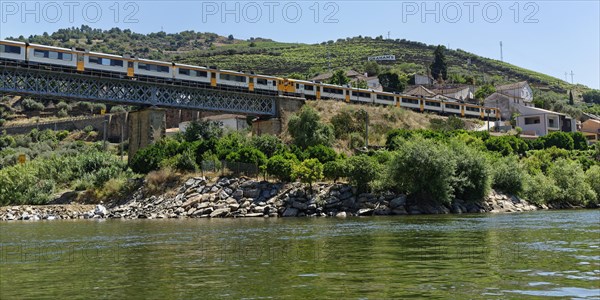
1, 210, 599, 299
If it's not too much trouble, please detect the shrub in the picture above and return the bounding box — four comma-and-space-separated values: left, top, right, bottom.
145, 167, 179, 195
251, 134, 284, 158
523, 173, 559, 205
547, 159, 596, 206
323, 159, 349, 182
216, 132, 248, 159
57, 108, 69, 118
183, 120, 223, 142
346, 155, 380, 193
306, 144, 337, 164
540, 132, 574, 150
388, 139, 456, 204
56, 101, 71, 111
450, 142, 491, 202
109, 105, 127, 113
287, 106, 334, 148
585, 165, 600, 206
21, 98, 45, 111
570, 132, 588, 150
160, 148, 198, 172
130, 138, 181, 173
490, 155, 525, 195
266, 154, 295, 182
429, 116, 466, 131
83, 125, 94, 133
226, 147, 267, 166
292, 158, 323, 189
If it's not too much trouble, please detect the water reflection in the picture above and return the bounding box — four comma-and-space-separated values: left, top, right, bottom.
1, 210, 599, 299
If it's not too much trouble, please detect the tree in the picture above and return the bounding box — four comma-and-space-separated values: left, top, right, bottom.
346, 155, 380, 193
183, 120, 223, 142
582, 90, 600, 104
323, 159, 349, 183
251, 134, 284, 158
378, 72, 406, 93
364, 61, 380, 76
430, 45, 448, 81
540, 132, 574, 150
266, 155, 296, 182
475, 84, 496, 100
329, 70, 349, 85
569, 90, 574, 105
287, 106, 334, 149
292, 159, 324, 190
306, 144, 337, 164
227, 34, 234, 41
351, 79, 368, 89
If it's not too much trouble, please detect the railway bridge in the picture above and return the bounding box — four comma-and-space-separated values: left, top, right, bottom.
0, 64, 304, 158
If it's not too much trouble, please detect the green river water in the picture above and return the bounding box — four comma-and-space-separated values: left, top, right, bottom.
1, 210, 599, 299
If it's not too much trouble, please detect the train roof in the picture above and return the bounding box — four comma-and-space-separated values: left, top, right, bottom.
174, 63, 209, 70
27, 43, 73, 52
137, 58, 173, 66
88, 52, 125, 59
0, 39, 26, 46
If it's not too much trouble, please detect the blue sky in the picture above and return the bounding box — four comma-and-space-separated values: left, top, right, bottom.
1, 1, 598, 89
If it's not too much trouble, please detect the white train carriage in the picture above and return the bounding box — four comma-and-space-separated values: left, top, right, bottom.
291, 79, 318, 98
84, 51, 129, 74
374, 92, 396, 106
27, 43, 77, 68
423, 99, 443, 113
320, 84, 347, 101
0, 40, 26, 61
134, 58, 173, 79
443, 102, 462, 115
399, 96, 422, 110
173, 63, 212, 84
253, 74, 280, 93
349, 89, 373, 104
217, 70, 249, 90
464, 105, 481, 117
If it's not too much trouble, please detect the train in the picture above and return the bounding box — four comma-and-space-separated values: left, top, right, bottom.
0, 39, 500, 119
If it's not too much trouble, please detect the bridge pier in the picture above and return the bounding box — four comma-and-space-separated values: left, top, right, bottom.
128, 107, 166, 162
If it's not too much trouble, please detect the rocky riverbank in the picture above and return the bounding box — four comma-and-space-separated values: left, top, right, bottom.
1, 176, 541, 221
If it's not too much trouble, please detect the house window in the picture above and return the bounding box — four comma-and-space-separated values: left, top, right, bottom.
524, 117, 540, 125
548, 118, 556, 128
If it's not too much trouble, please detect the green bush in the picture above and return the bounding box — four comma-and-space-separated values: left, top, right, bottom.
547, 159, 596, 206
130, 138, 181, 173
523, 173, 559, 205
216, 132, 248, 159
388, 139, 456, 204
287, 106, 334, 148
160, 148, 198, 172
346, 155, 380, 193
183, 120, 223, 142
540, 132, 574, 150
267, 154, 296, 182
292, 158, 323, 189
306, 144, 337, 164
490, 155, 525, 195
450, 142, 491, 201
570, 132, 588, 150
109, 105, 127, 113
323, 159, 349, 182
226, 147, 267, 166
251, 134, 284, 158
56, 101, 71, 111
57, 108, 69, 118
21, 98, 45, 111
585, 165, 600, 206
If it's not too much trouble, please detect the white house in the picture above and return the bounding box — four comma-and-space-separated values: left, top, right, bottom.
516, 106, 577, 137
179, 114, 249, 133
431, 86, 474, 101
484, 81, 534, 120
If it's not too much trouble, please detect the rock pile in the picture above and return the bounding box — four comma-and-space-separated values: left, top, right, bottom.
0, 176, 540, 221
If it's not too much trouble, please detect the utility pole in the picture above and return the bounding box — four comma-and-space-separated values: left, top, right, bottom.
102, 117, 108, 150
569, 70, 575, 84
387, 31, 390, 40
327, 51, 331, 73
499, 41, 503, 62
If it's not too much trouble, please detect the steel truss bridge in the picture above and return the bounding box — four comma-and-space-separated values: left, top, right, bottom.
0, 65, 279, 116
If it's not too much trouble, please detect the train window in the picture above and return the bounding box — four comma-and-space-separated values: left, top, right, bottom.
61, 53, 72, 61
195, 70, 207, 77
139, 63, 169, 73
465, 107, 480, 112
89, 56, 123, 67
352, 91, 371, 98
0, 45, 21, 54
34, 49, 48, 58
445, 104, 460, 110
425, 101, 441, 107
376, 94, 394, 101
304, 85, 314, 91
220, 73, 246, 82
256, 79, 268, 85
324, 87, 343, 95
179, 68, 190, 76
401, 98, 420, 105
273, 80, 277, 86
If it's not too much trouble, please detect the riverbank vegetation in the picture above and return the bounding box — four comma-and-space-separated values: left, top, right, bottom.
1, 105, 599, 208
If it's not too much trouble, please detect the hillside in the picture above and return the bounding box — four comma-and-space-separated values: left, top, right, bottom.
9, 26, 587, 93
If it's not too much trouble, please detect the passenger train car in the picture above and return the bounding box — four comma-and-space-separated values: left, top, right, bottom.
0, 39, 500, 119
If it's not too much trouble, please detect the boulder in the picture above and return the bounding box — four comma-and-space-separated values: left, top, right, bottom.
357, 208, 373, 216
335, 211, 347, 218
282, 207, 298, 217
94, 205, 108, 217
210, 208, 230, 218
389, 195, 407, 209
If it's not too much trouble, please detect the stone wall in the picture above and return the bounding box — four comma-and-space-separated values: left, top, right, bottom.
128, 108, 166, 162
